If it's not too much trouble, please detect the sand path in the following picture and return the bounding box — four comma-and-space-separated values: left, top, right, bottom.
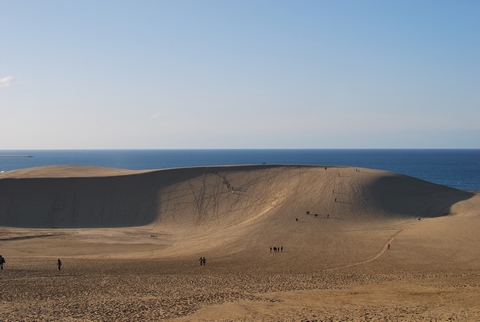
324, 225, 409, 272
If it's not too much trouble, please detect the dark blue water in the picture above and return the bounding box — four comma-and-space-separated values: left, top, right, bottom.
0, 150, 479, 191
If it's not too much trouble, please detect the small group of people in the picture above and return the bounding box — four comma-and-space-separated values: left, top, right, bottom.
199, 257, 206, 266
270, 246, 283, 253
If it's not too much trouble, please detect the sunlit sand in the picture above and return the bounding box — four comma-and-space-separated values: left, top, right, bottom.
1, 165, 479, 321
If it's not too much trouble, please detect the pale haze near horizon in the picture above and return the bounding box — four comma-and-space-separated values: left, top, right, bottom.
1, 1, 479, 149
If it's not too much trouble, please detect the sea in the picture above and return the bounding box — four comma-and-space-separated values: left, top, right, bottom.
0, 149, 479, 191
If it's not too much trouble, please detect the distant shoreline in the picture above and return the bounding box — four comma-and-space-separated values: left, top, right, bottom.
0, 155, 33, 158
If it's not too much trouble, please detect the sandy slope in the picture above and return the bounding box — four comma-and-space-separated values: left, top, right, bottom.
0, 165, 479, 321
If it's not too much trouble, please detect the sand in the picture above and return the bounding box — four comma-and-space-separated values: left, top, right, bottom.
0, 165, 479, 321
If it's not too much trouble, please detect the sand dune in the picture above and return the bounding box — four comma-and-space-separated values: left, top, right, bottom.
0, 165, 472, 227
0, 165, 479, 321
0, 165, 477, 263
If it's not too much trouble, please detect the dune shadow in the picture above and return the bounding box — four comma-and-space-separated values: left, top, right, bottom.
366, 174, 474, 218
0, 164, 281, 228
0, 234, 60, 241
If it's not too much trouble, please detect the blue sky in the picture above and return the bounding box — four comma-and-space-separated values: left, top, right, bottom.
1, 1, 479, 149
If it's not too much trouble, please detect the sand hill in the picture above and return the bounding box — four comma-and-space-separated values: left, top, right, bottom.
0, 165, 479, 321
0, 165, 477, 261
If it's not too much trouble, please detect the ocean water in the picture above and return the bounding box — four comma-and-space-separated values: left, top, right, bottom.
0, 149, 479, 191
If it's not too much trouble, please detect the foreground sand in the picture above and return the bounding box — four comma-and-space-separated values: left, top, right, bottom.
2, 257, 480, 321
0, 165, 479, 321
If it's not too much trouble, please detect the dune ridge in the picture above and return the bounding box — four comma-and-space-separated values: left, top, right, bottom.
0, 165, 473, 230
0, 164, 475, 263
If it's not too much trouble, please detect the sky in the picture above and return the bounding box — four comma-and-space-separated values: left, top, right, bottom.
1, 1, 479, 149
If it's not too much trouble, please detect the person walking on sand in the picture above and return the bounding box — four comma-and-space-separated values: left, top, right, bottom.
202, 257, 206, 266
199, 257, 203, 266
57, 259, 62, 271
387, 243, 391, 250
0, 255, 5, 270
